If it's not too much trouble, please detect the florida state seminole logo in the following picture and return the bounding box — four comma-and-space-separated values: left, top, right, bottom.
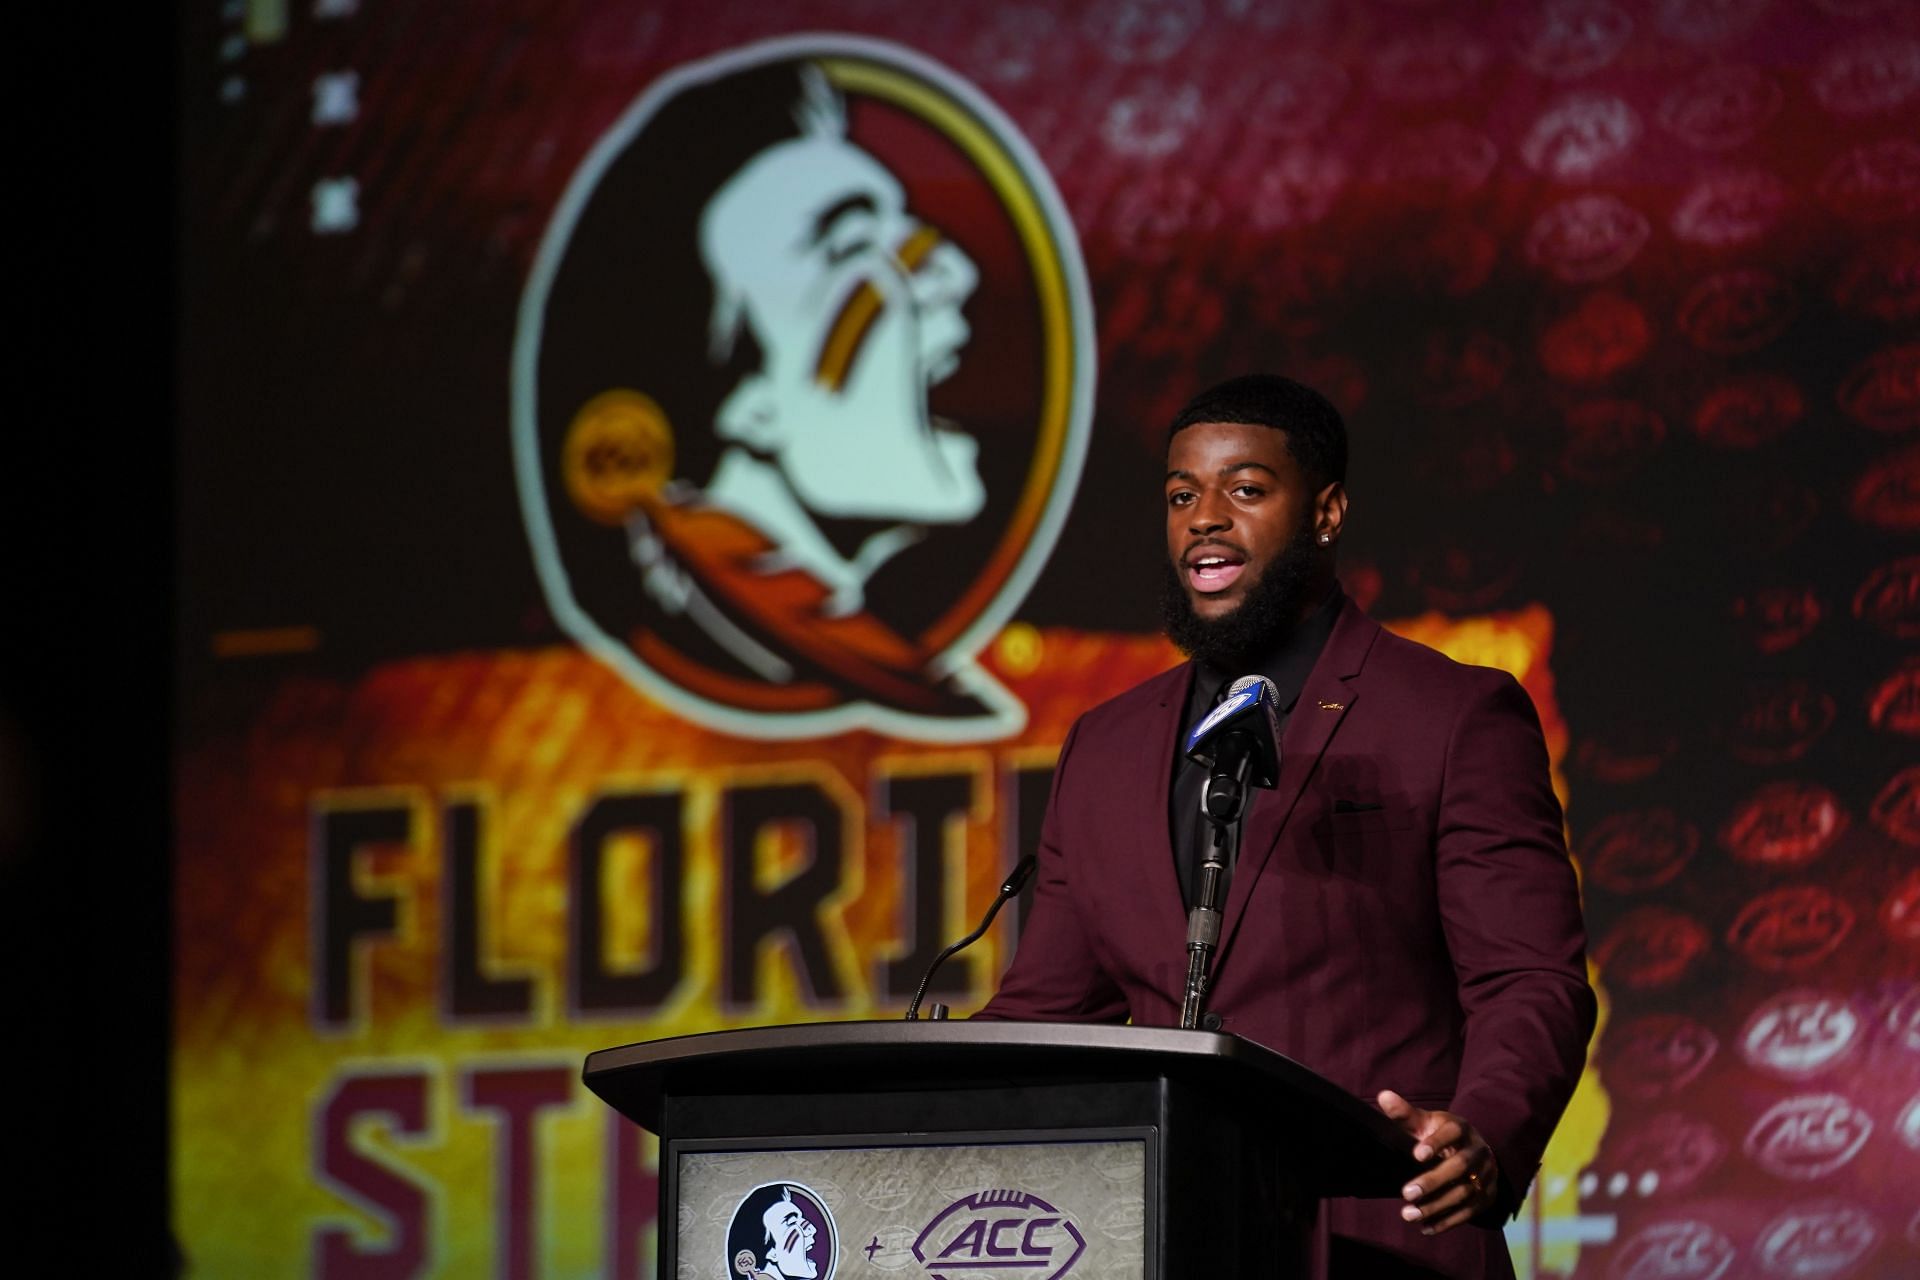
513, 35, 1093, 740
727, 1182, 839, 1279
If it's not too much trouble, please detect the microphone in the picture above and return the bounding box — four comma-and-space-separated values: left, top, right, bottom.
1178, 674, 1282, 1030
1184, 674, 1282, 822
904, 855, 1037, 1021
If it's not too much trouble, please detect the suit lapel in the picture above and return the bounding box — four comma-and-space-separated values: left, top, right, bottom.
1214, 604, 1381, 963
1137, 664, 1198, 947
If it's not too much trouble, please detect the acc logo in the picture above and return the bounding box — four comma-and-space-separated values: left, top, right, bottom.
513, 35, 1094, 741
1670, 169, 1788, 248
1812, 36, 1920, 116
1738, 990, 1861, 1078
1743, 1094, 1873, 1181
1560, 399, 1665, 485
1521, 93, 1639, 181
912, 1189, 1086, 1280
726, 1182, 839, 1280
1884, 868, 1920, 943
1819, 140, 1920, 224
1867, 659, 1920, 736
1850, 443, 1920, 535
1605, 1013, 1718, 1099
1727, 886, 1855, 972
1607, 1219, 1735, 1280
1852, 556, 1920, 641
1604, 1113, 1727, 1198
1593, 910, 1710, 993
1658, 64, 1780, 152
1678, 268, 1797, 355
849, 1165, 915, 1215
1833, 238, 1920, 324
1692, 375, 1804, 450
1837, 342, 1920, 434
1526, 194, 1648, 284
1720, 780, 1849, 869
1755, 1201, 1883, 1280
1512, 2, 1632, 81
1888, 984, 1920, 1053
1583, 807, 1699, 893
1729, 680, 1836, 765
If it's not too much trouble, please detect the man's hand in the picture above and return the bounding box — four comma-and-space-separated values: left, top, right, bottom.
1377, 1090, 1500, 1235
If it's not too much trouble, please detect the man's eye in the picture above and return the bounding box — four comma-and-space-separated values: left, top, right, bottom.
1168, 491, 1193, 506
1233, 485, 1265, 498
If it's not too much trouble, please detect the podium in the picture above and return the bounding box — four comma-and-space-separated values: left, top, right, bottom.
586, 1021, 1420, 1278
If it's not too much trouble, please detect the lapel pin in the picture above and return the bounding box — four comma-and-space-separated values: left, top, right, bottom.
1318, 700, 1344, 710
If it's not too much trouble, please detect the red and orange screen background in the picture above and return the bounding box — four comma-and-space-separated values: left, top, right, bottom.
176, 2, 1918, 1277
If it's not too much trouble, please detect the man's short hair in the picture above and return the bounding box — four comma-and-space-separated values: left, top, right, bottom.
1167, 374, 1348, 491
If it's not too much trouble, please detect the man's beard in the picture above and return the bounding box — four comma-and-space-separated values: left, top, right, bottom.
1161, 522, 1321, 671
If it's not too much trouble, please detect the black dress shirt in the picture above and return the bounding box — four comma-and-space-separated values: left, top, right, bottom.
1169, 588, 1344, 908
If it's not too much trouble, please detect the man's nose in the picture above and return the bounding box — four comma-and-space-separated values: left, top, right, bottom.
1189, 492, 1231, 533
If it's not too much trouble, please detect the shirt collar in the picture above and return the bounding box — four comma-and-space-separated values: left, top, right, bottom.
1192, 583, 1345, 713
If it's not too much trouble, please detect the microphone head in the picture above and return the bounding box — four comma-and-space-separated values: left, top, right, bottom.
1184, 674, 1283, 788
1226, 673, 1278, 701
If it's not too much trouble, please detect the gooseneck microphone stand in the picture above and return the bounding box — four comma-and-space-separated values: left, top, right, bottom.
1179, 740, 1253, 1030
905, 856, 1037, 1021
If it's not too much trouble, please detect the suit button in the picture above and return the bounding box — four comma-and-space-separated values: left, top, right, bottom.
1200, 1012, 1223, 1031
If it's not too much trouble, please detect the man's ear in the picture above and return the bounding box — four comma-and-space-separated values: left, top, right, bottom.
1315, 481, 1348, 543
714, 372, 785, 453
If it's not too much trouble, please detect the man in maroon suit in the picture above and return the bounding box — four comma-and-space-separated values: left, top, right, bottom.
978, 375, 1596, 1279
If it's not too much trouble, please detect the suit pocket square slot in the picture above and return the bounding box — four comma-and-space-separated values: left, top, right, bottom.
1333, 799, 1384, 813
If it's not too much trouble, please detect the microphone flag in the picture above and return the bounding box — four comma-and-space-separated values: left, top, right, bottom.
1184, 674, 1282, 789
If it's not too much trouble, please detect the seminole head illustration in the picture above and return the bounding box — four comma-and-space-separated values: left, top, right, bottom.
727, 1183, 837, 1280
515, 37, 1092, 740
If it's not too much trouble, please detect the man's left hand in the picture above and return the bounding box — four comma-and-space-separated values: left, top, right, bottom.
1377, 1090, 1500, 1235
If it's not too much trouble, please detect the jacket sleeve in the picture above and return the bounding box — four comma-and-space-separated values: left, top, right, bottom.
975, 718, 1132, 1023
1433, 669, 1597, 1219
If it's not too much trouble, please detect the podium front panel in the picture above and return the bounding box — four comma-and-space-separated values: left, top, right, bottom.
585, 1024, 1416, 1277
668, 1129, 1154, 1280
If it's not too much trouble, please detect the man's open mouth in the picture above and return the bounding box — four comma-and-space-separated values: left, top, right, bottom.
1185, 549, 1247, 593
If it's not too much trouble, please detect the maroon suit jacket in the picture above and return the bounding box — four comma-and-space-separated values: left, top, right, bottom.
979, 601, 1596, 1279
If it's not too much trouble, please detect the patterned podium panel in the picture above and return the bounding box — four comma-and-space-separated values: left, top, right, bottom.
675, 1136, 1149, 1280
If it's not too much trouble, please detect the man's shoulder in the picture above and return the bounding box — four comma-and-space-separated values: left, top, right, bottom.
1350, 607, 1525, 705
1072, 662, 1188, 738
1367, 621, 1478, 678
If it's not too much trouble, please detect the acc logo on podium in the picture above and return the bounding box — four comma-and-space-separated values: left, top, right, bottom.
912, 1189, 1087, 1279
513, 34, 1094, 742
